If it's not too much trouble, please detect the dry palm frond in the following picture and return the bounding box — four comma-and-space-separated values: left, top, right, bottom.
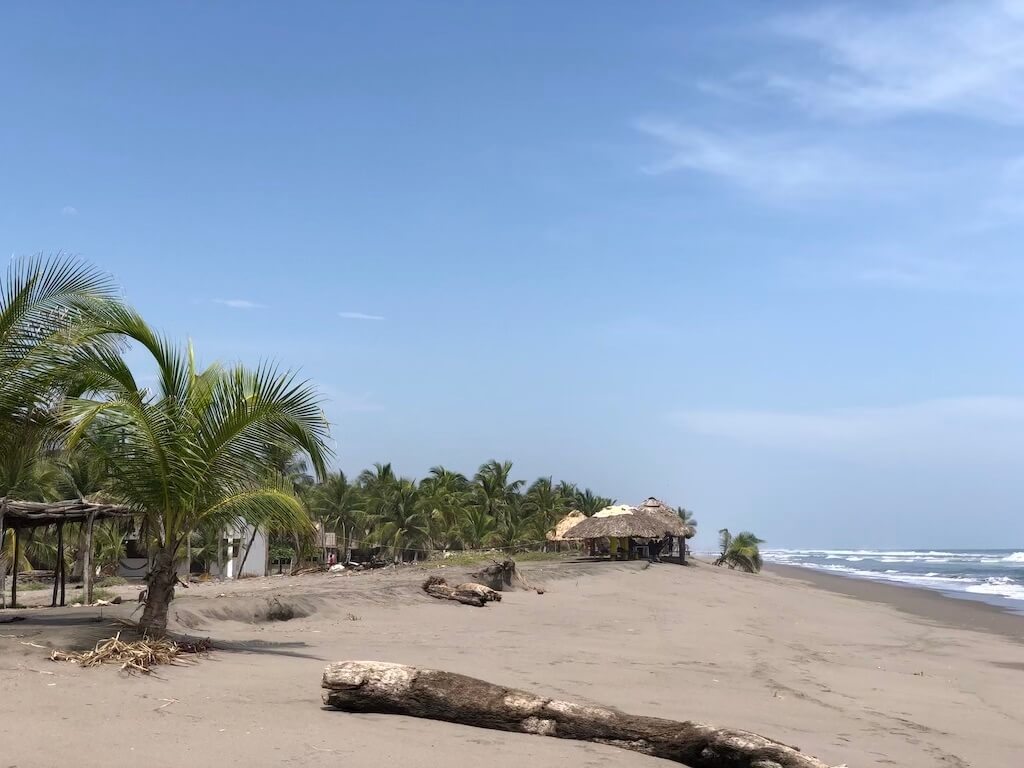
49, 631, 211, 674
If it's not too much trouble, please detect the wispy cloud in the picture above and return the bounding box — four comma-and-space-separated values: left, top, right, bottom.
635, 118, 865, 201
61, 206, 78, 216
766, 2, 1024, 123
338, 311, 385, 321
671, 397, 1024, 464
214, 298, 265, 310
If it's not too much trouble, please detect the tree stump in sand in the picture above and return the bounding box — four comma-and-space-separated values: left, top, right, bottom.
422, 575, 502, 607
322, 661, 841, 768
472, 560, 544, 593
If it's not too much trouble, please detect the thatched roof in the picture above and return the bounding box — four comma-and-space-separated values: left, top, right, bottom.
592, 504, 634, 519
562, 498, 693, 540
0, 498, 135, 530
636, 497, 695, 539
546, 510, 588, 542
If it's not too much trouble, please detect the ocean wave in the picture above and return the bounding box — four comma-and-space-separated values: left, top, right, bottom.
1002, 552, 1024, 563
966, 577, 1024, 601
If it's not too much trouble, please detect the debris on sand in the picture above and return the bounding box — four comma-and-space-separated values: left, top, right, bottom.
422, 575, 501, 606
50, 631, 211, 675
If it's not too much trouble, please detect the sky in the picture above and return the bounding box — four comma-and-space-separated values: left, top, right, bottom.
3, 1, 1024, 549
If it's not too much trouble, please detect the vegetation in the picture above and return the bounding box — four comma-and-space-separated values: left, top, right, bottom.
1, 255, 626, 632
714, 529, 764, 573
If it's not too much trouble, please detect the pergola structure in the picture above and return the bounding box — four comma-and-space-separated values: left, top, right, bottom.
0, 498, 136, 609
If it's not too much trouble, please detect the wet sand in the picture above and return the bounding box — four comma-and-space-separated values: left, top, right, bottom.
2, 558, 1022, 767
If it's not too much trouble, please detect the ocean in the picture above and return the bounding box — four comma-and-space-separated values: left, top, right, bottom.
762, 549, 1024, 612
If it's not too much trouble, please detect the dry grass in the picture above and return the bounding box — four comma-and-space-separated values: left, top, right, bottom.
50, 631, 211, 675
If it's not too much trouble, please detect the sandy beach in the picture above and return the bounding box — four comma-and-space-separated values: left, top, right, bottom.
2, 558, 1022, 768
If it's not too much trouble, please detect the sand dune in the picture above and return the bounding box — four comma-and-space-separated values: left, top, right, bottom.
2, 559, 1022, 767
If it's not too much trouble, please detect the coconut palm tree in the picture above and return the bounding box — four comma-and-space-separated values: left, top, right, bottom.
1, 255, 124, 593
675, 507, 697, 530
574, 488, 613, 517
714, 529, 764, 573
311, 470, 363, 560
420, 466, 469, 550
63, 308, 331, 635
473, 460, 524, 531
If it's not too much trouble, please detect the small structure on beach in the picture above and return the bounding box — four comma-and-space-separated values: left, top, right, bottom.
562, 498, 693, 562
546, 510, 587, 546
0, 497, 136, 609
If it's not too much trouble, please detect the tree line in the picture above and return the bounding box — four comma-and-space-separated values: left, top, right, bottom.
3, 255, 687, 634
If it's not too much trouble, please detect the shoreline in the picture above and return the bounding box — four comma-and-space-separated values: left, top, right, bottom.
765, 562, 1024, 641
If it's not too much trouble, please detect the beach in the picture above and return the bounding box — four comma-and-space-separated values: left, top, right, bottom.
2, 558, 1022, 768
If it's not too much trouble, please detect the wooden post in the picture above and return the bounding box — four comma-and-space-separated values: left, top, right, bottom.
82, 511, 96, 605
12, 528, 20, 608
0, 507, 6, 610
52, 522, 65, 607
681, 536, 687, 564
59, 522, 66, 607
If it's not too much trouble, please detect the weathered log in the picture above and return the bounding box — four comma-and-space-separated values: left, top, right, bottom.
322, 662, 840, 768
422, 576, 501, 607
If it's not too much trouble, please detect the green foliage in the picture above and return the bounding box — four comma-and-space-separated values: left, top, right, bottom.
714, 528, 764, 573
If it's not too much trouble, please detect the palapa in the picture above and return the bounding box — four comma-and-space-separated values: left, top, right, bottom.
562, 499, 692, 540
636, 497, 694, 539
546, 510, 587, 542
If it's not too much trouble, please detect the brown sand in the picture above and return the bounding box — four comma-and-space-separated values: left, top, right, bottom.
2, 558, 1022, 767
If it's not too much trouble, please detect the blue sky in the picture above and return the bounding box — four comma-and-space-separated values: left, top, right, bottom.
4, 2, 1024, 548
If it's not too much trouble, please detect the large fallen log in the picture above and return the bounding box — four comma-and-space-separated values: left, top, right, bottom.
422, 575, 502, 607
322, 661, 840, 768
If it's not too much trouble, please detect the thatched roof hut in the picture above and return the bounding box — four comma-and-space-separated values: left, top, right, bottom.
546, 510, 587, 542
636, 497, 695, 539
562, 499, 693, 541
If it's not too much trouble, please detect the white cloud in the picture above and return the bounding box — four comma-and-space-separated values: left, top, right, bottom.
338, 311, 385, 321
671, 397, 1024, 464
635, 118, 865, 201
767, 2, 1024, 122
214, 298, 265, 310
61, 206, 78, 216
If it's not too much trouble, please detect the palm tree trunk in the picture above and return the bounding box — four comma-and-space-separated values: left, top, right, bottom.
139, 548, 177, 637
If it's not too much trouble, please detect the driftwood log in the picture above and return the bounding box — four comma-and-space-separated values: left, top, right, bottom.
322, 662, 840, 768
422, 576, 502, 607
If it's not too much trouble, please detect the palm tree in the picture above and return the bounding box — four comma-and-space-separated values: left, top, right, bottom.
675, 507, 697, 530
523, 477, 565, 548
574, 488, 613, 517
420, 466, 469, 551
64, 309, 331, 635
473, 460, 524, 531
714, 529, 764, 573
311, 470, 363, 560
459, 505, 498, 549
1, 255, 122, 594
